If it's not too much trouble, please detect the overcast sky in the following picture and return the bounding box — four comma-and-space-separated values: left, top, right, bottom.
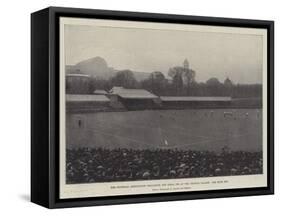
64, 24, 263, 84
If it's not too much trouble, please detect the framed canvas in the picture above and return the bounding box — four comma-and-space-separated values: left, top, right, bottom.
31, 7, 274, 208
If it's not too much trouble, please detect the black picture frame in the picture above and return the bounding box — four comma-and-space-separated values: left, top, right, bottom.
31, 6, 274, 208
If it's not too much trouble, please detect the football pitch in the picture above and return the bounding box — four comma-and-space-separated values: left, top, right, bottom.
66, 109, 262, 152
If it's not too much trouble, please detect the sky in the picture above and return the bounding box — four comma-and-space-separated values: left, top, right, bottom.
64, 23, 264, 84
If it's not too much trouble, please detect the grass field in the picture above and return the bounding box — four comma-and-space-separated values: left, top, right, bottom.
66, 109, 262, 152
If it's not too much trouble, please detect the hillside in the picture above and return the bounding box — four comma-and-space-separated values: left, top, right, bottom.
66, 56, 150, 81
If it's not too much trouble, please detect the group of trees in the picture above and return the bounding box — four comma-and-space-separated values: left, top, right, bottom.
95, 59, 197, 93
140, 75, 261, 98
93, 60, 262, 98
67, 59, 262, 98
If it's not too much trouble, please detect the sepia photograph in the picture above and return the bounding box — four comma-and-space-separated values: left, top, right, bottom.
59, 17, 268, 198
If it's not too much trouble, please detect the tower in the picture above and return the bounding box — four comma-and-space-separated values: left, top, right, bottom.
183, 59, 189, 70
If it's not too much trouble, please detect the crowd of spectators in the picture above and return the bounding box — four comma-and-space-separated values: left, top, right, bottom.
66, 147, 263, 184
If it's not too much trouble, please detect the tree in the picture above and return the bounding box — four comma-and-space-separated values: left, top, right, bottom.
168, 66, 184, 95
223, 77, 234, 96
111, 70, 138, 88
150, 71, 166, 82
206, 77, 223, 96
150, 71, 167, 92
224, 77, 233, 87
168, 66, 184, 79
141, 71, 167, 95
206, 77, 221, 86
167, 67, 184, 95
168, 59, 196, 88
173, 72, 183, 94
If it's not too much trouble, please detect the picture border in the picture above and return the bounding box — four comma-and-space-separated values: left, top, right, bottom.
32, 6, 274, 208
59, 17, 268, 199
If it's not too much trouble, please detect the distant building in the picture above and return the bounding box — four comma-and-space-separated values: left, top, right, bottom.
66, 94, 110, 112
160, 96, 232, 109
66, 73, 92, 94
93, 89, 108, 95
109, 87, 160, 110
109, 87, 158, 99
183, 59, 190, 70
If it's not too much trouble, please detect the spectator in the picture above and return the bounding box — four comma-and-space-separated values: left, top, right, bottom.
66, 147, 263, 184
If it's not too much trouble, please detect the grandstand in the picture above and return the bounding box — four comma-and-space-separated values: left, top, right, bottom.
160, 96, 232, 109
109, 87, 161, 110
66, 94, 111, 112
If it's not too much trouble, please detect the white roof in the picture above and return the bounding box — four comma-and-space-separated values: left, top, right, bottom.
66, 74, 90, 77
160, 96, 231, 102
110, 87, 158, 99
94, 89, 108, 94
66, 94, 110, 102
